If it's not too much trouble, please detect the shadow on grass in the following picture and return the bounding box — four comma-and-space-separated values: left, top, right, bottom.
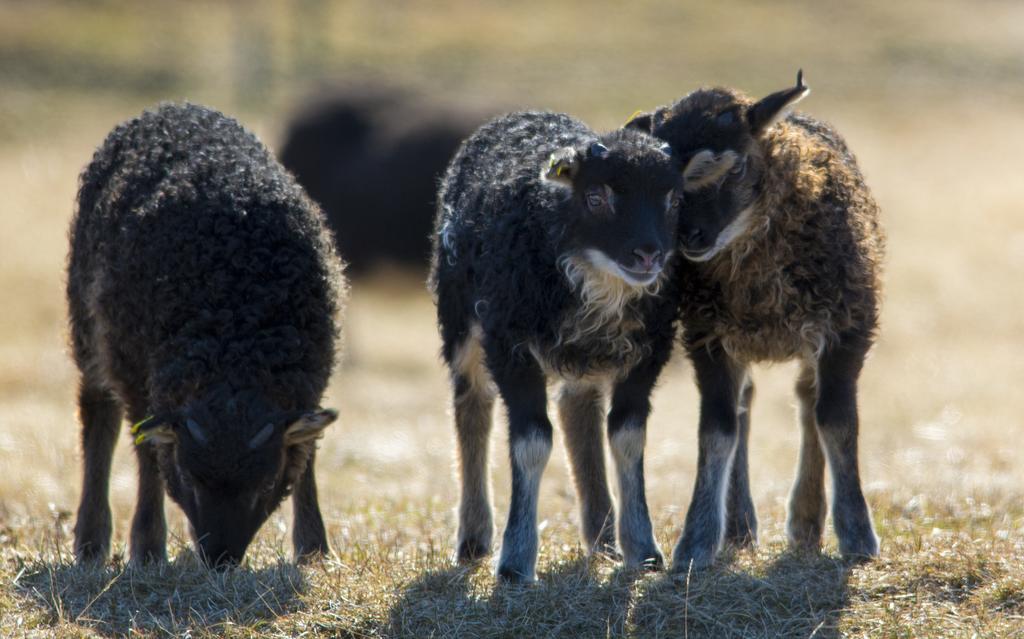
383, 553, 645, 637
382, 548, 854, 638
14, 553, 308, 637
630, 549, 854, 639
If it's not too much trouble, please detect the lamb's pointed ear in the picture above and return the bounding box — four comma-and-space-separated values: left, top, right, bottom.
747, 69, 810, 136
542, 147, 581, 186
284, 409, 338, 446
623, 109, 654, 133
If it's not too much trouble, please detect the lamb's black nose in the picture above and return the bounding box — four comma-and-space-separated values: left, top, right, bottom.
633, 247, 663, 271
199, 543, 242, 570
683, 228, 704, 249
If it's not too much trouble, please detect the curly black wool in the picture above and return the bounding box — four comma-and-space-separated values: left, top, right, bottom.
68, 102, 346, 566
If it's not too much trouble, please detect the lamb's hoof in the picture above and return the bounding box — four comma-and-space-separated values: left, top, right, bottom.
833, 509, 879, 563
724, 530, 758, 550
671, 536, 718, 574
496, 563, 536, 585
638, 552, 665, 572
588, 535, 621, 561
724, 519, 758, 549
74, 514, 112, 565
622, 545, 664, 572
786, 520, 824, 552
296, 547, 329, 566
593, 547, 622, 562
456, 537, 492, 563
128, 549, 167, 568
74, 537, 111, 565
725, 507, 758, 549
838, 532, 879, 564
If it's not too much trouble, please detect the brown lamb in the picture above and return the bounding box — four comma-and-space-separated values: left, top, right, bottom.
628, 71, 885, 570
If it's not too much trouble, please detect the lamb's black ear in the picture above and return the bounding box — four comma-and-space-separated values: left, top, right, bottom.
623, 110, 654, 132
747, 69, 810, 136
542, 147, 581, 186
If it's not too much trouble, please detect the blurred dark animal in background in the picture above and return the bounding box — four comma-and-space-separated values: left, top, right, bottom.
279, 84, 496, 275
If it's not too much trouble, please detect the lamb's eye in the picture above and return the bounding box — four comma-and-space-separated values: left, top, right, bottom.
585, 190, 606, 209
730, 156, 747, 175
260, 477, 277, 496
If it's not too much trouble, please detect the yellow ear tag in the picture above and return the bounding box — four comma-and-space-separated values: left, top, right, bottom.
625, 109, 646, 126
556, 165, 567, 177
134, 432, 148, 446
130, 415, 154, 435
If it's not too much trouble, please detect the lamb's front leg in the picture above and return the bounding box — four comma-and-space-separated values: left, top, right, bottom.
672, 344, 744, 572
492, 361, 552, 584
292, 449, 330, 562
129, 440, 168, 565
607, 361, 664, 570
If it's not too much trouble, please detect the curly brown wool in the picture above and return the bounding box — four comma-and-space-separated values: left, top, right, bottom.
629, 71, 885, 570
686, 112, 885, 362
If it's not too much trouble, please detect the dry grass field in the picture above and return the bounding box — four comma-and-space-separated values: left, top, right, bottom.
1, 1, 1024, 636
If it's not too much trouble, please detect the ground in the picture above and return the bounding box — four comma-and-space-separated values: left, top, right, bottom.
1, 1, 1023, 637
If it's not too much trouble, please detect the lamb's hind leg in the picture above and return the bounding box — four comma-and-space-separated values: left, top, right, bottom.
724, 375, 757, 547
557, 382, 615, 556
787, 363, 828, 550
816, 333, 879, 560
451, 332, 496, 563
73, 383, 122, 563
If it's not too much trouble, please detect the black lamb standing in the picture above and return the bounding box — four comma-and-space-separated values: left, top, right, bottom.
430, 111, 685, 582
68, 102, 347, 568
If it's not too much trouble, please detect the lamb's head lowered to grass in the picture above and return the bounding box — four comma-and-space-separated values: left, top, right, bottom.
134, 393, 337, 567
543, 131, 682, 285
626, 71, 809, 261
68, 102, 345, 570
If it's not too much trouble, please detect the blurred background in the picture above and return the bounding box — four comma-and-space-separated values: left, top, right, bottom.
1, 0, 1023, 557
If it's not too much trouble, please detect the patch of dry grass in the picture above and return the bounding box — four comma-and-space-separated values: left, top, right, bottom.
3, 495, 1023, 637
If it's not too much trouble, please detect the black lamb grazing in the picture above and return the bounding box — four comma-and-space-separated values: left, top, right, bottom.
68, 102, 347, 568
627, 71, 885, 570
430, 111, 685, 583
